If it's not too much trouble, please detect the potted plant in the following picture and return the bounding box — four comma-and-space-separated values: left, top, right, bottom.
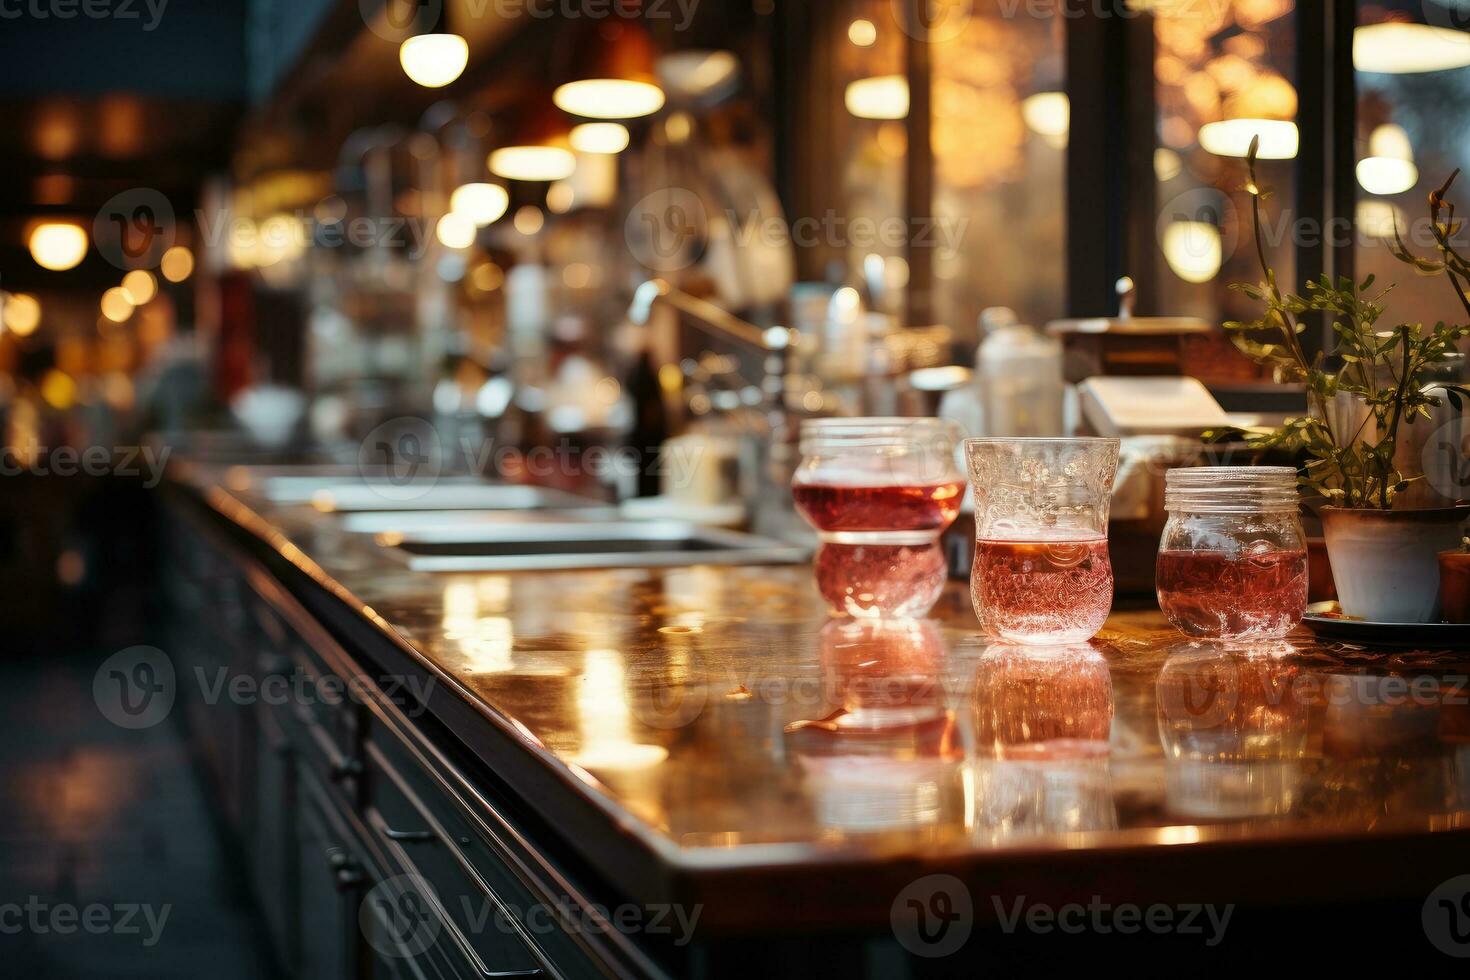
1442, 537, 1470, 624
1223, 137, 1470, 623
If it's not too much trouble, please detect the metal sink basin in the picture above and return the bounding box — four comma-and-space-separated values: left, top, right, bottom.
373, 520, 808, 572
267, 478, 603, 512
338, 507, 618, 534
262, 471, 484, 503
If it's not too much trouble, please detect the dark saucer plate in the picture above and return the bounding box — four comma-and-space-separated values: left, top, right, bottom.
1302, 602, 1470, 646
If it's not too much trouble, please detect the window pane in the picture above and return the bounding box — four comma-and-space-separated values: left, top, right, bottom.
1153, 0, 1297, 382
931, 7, 1066, 345
1354, 4, 1470, 330
835, 0, 908, 317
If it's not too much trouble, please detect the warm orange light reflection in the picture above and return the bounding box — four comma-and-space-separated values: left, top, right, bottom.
160, 246, 194, 282
3, 293, 42, 336
121, 269, 157, 305
569, 649, 668, 775
99, 287, 134, 323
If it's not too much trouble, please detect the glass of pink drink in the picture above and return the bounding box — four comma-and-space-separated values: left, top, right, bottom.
1156, 466, 1307, 640
964, 437, 1120, 644
794, 418, 964, 618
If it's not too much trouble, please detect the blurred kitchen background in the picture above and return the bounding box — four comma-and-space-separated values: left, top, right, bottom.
2, 0, 1468, 643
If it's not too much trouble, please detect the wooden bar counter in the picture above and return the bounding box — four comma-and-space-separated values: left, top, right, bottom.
162, 464, 1470, 977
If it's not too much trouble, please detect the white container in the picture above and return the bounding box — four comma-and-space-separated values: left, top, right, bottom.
978, 310, 1065, 438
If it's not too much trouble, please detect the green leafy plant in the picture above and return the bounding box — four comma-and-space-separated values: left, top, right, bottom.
1219, 136, 1470, 509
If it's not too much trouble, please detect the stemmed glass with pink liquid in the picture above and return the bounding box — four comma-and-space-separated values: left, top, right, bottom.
965, 437, 1120, 644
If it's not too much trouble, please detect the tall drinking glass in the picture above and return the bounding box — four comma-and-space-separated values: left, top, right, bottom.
965, 437, 1120, 644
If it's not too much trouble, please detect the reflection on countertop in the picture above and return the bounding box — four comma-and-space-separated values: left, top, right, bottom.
179, 462, 1470, 872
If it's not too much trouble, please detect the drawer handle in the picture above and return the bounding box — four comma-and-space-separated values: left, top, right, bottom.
383, 828, 436, 843
329, 758, 363, 782
335, 868, 366, 891
328, 851, 366, 891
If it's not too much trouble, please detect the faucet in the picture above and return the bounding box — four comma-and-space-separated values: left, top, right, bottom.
628, 279, 810, 535
627, 279, 799, 431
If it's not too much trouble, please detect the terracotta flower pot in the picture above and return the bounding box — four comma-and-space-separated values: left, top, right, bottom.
1440, 550, 1470, 624
1319, 505, 1470, 623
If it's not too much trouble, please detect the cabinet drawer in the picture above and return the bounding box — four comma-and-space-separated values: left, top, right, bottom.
364, 739, 544, 978
244, 571, 363, 791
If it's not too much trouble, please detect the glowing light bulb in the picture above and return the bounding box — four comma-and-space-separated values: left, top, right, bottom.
553, 79, 665, 119
848, 19, 877, 46
1356, 157, 1419, 196
1198, 118, 1298, 159
546, 181, 575, 214
844, 75, 908, 120
160, 245, 194, 282
513, 206, 544, 236
449, 183, 509, 226
436, 212, 478, 250
121, 269, 157, 305
1356, 200, 1406, 238
1021, 92, 1070, 149
1155, 147, 1184, 182
488, 146, 577, 182
569, 122, 631, 154
399, 33, 469, 88
100, 286, 135, 323
40, 369, 76, 410
1368, 123, 1413, 161
29, 222, 87, 271
2, 293, 41, 336
1354, 23, 1470, 74
1162, 221, 1223, 284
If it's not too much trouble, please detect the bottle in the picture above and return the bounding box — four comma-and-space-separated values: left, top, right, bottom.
623, 330, 668, 499
978, 307, 1065, 438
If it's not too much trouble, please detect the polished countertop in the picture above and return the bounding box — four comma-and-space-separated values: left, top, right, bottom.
176, 464, 1470, 923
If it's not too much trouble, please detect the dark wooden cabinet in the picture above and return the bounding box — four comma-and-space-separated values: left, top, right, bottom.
296, 762, 362, 980
164, 508, 606, 979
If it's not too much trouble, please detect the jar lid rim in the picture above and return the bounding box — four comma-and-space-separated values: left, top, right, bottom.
1166, 465, 1297, 482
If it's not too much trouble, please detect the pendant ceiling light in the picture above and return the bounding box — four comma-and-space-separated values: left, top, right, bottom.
552, 19, 665, 119
568, 122, 630, 154
1357, 123, 1419, 196
1355, 20, 1470, 74
1198, 118, 1299, 160
398, 3, 468, 89
1021, 92, 1070, 149
450, 182, 510, 226
844, 75, 909, 120
488, 91, 578, 182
